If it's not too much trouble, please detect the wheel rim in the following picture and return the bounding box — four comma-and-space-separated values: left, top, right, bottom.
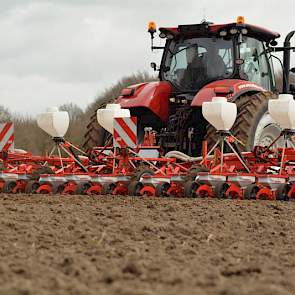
254, 112, 282, 147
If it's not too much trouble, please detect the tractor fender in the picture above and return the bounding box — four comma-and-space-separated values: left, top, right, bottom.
116, 81, 172, 122
191, 79, 267, 107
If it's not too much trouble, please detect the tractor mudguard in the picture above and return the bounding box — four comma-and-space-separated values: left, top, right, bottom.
191, 79, 267, 107
116, 81, 172, 122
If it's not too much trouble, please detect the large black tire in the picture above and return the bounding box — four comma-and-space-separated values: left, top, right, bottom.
205, 92, 278, 151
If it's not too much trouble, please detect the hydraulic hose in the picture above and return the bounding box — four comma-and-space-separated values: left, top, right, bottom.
164, 150, 239, 162
164, 151, 201, 162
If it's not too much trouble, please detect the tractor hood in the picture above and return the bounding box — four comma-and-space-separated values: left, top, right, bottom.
191, 79, 267, 107
115, 80, 266, 122
117, 81, 172, 122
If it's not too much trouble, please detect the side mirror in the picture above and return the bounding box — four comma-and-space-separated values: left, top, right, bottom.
290, 67, 295, 73
150, 62, 158, 71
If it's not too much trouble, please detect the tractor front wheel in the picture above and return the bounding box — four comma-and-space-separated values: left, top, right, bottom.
83, 110, 110, 150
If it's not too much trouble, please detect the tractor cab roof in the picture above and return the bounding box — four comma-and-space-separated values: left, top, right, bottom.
159, 22, 280, 43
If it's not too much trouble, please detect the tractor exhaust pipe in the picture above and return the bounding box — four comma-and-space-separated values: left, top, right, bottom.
283, 30, 295, 94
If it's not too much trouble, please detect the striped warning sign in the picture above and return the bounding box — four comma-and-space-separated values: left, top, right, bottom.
113, 117, 137, 148
0, 123, 14, 152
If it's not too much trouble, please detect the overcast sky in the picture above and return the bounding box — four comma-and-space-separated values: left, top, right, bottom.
0, 0, 294, 116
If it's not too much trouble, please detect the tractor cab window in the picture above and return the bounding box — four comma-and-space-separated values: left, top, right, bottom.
239, 37, 273, 90
162, 37, 234, 91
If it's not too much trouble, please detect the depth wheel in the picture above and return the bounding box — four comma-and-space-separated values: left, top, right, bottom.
128, 181, 143, 196
155, 182, 170, 197
25, 180, 40, 194
75, 182, 91, 195
3, 181, 17, 193
101, 183, 116, 195
244, 184, 259, 200
214, 182, 230, 199
52, 184, 65, 194
184, 181, 199, 198
276, 184, 290, 201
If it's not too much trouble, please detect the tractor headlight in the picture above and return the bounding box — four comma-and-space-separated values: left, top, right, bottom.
241, 28, 248, 35
159, 32, 167, 38
230, 28, 238, 35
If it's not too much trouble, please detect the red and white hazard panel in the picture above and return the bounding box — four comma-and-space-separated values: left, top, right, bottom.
0, 122, 14, 152
113, 117, 137, 148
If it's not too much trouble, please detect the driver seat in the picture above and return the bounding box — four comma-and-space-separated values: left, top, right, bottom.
204, 54, 227, 78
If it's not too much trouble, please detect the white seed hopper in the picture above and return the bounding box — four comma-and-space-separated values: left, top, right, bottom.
202, 97, 237, 131
37, 107, 69, 138
97, 104, 130, 134
268, 94, 295, 130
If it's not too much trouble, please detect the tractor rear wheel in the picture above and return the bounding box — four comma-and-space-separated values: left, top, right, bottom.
206, 92, 280, 151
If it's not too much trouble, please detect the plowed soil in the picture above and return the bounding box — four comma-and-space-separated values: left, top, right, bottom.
0, 195, 295, 295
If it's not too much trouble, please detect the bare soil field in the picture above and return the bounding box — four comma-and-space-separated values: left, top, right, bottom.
0, 195, 295, 295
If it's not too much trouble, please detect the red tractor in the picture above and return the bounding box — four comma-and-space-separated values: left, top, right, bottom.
84, 17, 295, 155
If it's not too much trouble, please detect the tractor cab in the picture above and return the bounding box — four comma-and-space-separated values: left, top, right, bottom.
152, 17, 280, 94
84, 18, 295, 157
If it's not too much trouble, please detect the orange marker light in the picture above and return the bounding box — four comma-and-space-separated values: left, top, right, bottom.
237, 16, 245, 25
148, 21, 157, 33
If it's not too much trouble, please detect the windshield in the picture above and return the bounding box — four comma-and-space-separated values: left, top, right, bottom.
162, 37, 234, 91
239, 36, 274, 90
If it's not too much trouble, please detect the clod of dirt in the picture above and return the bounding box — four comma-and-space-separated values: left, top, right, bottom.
122, 262, 142, 277
221, 266, 262, 277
